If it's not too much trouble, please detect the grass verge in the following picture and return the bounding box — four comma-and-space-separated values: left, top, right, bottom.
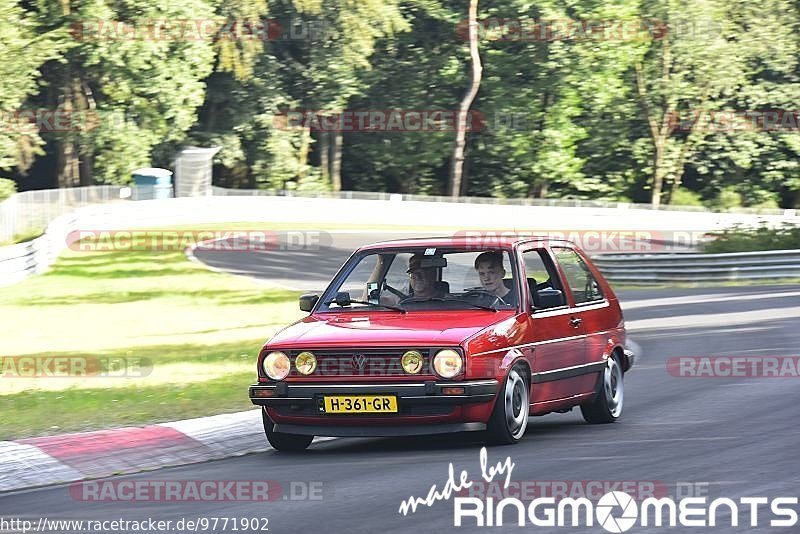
0, 227, 308, 439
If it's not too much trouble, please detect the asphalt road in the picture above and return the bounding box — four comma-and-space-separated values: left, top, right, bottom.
191, 231, 423, 291
190, 230, 698, 292
2, 236, 799, 533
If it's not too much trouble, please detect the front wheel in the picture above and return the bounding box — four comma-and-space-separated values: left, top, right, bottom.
262, 410, 313, 452
580, 355, 624, 423
486, 366, 530, 444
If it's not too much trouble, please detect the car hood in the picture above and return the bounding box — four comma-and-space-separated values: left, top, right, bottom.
265, 311, 516, 349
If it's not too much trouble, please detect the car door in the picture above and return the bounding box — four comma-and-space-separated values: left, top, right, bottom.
551, 245, 611, 381
518, 245, 589, 412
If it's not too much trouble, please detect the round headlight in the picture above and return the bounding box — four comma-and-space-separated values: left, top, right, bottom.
295, 351, 317, 375
401, 350, 424, 374
433, 349, 463, 378
262, 351, 290, 380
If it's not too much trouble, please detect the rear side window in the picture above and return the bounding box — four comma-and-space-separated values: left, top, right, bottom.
522, 249, 565, 309
553, 247, 604, 304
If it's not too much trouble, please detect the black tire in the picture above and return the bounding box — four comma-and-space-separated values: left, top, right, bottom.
262, 410, 314, 452
580, 355, 624, 424
485, 365, 530, 444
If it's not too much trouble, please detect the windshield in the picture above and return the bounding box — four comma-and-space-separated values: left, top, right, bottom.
318, 247, 519, 312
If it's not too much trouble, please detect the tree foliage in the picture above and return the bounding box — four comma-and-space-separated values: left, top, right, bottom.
1, 0, 799, 208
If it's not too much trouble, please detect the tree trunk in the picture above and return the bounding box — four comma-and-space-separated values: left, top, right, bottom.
331, 131, 342, 192
651, 142, 665, 207
448, 0, 482, 197
79, 151, 93, 186
55, 1, 79, 188
297, 126, 311, 182
319, 131, 330, 184
56, 75, 81, 188
56, 138, 80, 188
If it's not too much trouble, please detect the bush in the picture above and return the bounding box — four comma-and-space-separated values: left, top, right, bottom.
710, 187, 743, 210
668, 188, 704, 207
0, 178, 17, 201
702, 223, 800, 253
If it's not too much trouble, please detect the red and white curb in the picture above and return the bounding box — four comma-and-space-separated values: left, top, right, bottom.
0, 409, 269, 493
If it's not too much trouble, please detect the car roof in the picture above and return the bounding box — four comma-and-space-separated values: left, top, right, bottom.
358, 235, 576, 251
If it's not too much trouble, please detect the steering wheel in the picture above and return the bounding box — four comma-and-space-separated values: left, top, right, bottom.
463, 289, 506, 307
383, 282, 408, 300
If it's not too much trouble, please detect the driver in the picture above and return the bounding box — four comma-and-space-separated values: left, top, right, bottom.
406, 254, 446, 299
474, 251, 517, 306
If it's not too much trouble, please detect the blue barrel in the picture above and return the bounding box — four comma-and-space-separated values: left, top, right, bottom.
132, 168, 173, 200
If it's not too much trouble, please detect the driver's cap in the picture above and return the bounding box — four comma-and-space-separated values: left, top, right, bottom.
407, 254, 428, 273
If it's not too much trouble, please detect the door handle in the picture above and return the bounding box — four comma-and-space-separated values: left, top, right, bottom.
569, 317, 582, 328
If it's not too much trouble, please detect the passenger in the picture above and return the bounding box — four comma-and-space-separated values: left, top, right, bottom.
474, 251, 517, 306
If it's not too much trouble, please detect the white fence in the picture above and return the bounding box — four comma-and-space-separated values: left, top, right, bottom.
0, 186, 129, 244
211, 186, 798, 216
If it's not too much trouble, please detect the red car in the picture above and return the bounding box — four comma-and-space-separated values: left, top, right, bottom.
249, 236, 635, 451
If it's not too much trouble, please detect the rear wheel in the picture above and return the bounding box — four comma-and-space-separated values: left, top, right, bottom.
580, 355, 624, 424
262, 410, 313, 452
486, 366, 530, 444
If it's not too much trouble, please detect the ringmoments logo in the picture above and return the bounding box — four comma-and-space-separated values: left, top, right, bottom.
452, 492, 799, 530
398, 449, 799, 530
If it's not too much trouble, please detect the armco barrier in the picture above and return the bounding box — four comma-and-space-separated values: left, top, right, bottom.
593, 250, 800, 284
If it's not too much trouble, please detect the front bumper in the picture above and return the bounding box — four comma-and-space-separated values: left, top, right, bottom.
251, 380, 499, 436
272, 421, 487, 437
249, 379, 498, 409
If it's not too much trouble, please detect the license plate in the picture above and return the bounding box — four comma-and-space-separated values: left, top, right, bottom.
323, 395, 398, 414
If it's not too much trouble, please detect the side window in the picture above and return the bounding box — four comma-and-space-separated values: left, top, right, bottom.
334, 254, 380, 306
553, 247, 603, 304
383, 253, 414, 295
522, 249, 566, 309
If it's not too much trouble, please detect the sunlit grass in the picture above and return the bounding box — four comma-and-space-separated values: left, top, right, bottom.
0, 246, 302, 356
0, 227, 311, 437
0, 372, 256, 439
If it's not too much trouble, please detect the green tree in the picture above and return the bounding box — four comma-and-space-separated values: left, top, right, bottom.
0, 0, 62, 174
33, 0, 216, 186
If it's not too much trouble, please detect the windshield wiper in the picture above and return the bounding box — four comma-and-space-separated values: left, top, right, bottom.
413, 297, 498, 312
325, 299, 406, 313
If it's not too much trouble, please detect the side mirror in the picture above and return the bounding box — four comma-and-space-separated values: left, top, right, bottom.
299, 293, 319, 312
535, 289, 564, 310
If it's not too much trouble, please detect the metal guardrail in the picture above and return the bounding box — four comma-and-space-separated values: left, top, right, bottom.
593, 250, 800, 284
0, 212, 79, 286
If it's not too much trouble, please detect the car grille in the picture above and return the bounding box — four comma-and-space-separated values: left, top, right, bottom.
286, 348, 432, 378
